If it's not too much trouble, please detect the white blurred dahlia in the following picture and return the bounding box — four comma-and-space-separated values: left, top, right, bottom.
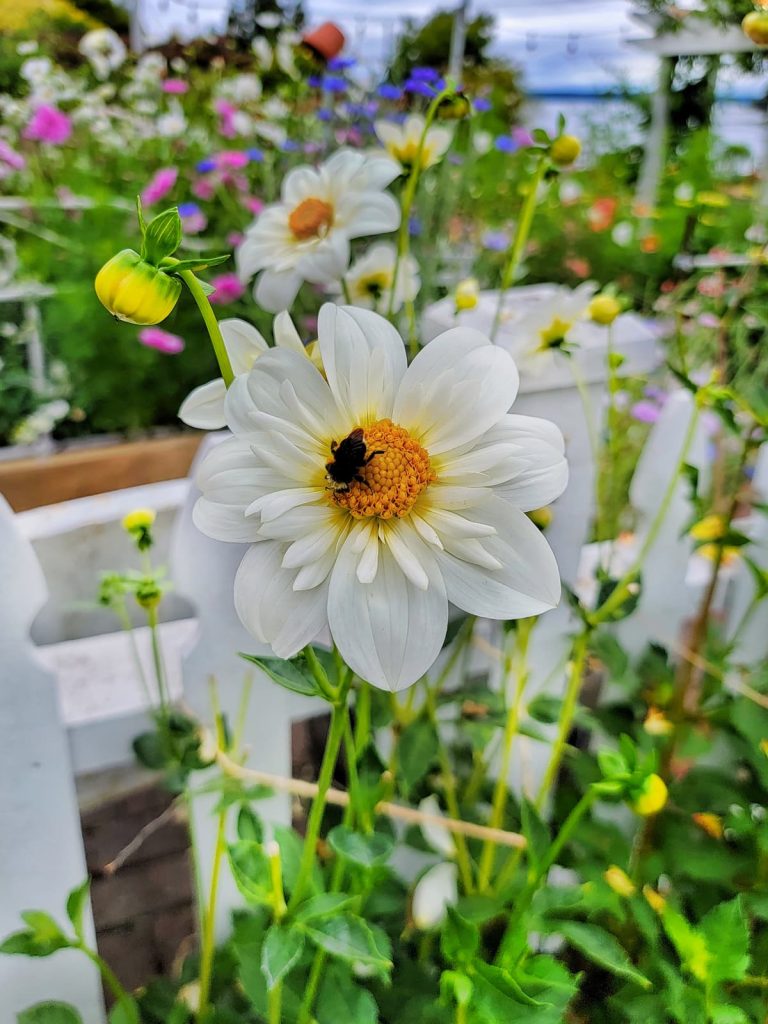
374, 114, 453, 172
236, 150, 401, 313
193, 304, 567, 692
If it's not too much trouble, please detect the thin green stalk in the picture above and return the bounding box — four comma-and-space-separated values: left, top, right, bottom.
535, 629, 591, 809
496, 787, 598, 965
476, 619, 534, 890
456, 1002, 469, 1024
114, 599, 152, 708
267, 842, 287, 1024
341, 276, 352, 303
423, 682, 475, 894
490, 155, 548, 342
589, 404, 701, 627
178, 269, 234, 386
79, 945, 135, 1013
146, 605, 170, 718
287, 675, 352, 912
354, 682, 372, 750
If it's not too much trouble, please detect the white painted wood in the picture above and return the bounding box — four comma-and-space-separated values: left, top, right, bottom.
728, 444, 768, 667
0, 495, 104, 1020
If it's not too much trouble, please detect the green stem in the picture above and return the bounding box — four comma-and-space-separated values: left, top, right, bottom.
535, 629, 591, 810
197, 806, 227, 1019
146, 605, 170, 718
114, 599, 152, 708
490, 155, 548, 342
476, 620, 534, 890
496, 787, 597, 964
287, 675, 352, 912
79, 945, 134, 1013
178, 269, 234, 386
354, 682, 372, 750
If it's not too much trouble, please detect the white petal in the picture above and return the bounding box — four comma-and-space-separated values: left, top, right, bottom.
317, 303, 406, 424
412, 863, 458, 930
255, 268, 303, 313
220, 318, 268, 376
274, 310, 306, 353
419, 796, 456, 858
340, 192, 401, 237
234, 542, 329, 656
193, 497, 262, 543
356, 523, 380, 584
178, 379, 227, 429
245, 487, 322, 521
328, 528, 448, 692
432, 495, 561, 618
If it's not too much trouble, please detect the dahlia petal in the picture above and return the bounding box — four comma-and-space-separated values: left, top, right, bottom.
274, 310, 306, 354
245, 487, 321, 521
178, 378, 227, 429
221, 318, 268, 375
193, 497, 261, 543
255, 268, 303, 312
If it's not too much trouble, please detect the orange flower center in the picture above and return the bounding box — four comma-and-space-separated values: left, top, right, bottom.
331, 419, 434, 519
288, 197, 334, 241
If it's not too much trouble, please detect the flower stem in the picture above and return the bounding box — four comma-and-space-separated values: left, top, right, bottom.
287, 674, 352, 912
146, 605, 170, 719
178, 269, 234, 386
79, 945, 134, 1014
476, 619, 534, 890
490, 155, 548, 343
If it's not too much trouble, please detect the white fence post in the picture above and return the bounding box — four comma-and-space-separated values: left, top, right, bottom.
0, 495, 104, 1021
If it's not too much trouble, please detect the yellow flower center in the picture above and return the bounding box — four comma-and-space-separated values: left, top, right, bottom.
357, 270, 391, 300
538, 316, 573, 351
288, 197, 334, 241
330, 419, 434, 519
388, 139, 433, 170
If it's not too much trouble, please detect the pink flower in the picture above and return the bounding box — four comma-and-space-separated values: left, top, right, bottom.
226, 231, 244, 247
511, 127, 534, 148
209, 273, 245, 305
138, 327, 185, 354
631, 400, 661, 424
214, 99, 238, 138
215, 150, 249, 169
141, 167, 178, 206
565, 257, 590, 279
697, 273, 725, 299
244, 196, 265, 215
24, 105, 72, 145
192, 179, 215, 200
0, 139, 25, 170
162, 79, 188, 94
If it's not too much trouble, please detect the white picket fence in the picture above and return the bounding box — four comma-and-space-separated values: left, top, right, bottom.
2, 319, 768, 1019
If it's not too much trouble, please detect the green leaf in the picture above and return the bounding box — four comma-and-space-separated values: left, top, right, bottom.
274, 825, 323, 896
238, 653, 321, 697
327, 825, 394, 868
699, 897, 750, 985
440, 908, 479, 966
710, 1006, 750, 1024
17, 1004, 83, 1024
294, 893, 356, 923
397, 718, 439, 794
108, 999, 141, 1024
162, 254, 230, 273
556, 921, 650, 989
301, 913, 392, 969
143, 207, 182, 264
520, 799, 550, 874
65, 879, 90, 943
316, 964, 378, 1024
2, 912, 70, 958
228, 841, 272, 905
472, 960, 544, 1009
132, 731, 167, 770
440, 969, 474, 1008
261, 923, 305, 989
237, 805, 264, 844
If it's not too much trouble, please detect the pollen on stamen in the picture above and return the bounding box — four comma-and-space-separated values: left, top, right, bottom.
332, 419, 435, 519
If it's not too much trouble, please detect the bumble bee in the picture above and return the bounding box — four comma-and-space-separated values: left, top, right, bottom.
325, 428, 383, 492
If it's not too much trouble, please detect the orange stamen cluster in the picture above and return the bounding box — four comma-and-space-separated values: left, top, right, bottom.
288, 198, 334, 241
332, 419, 434, 519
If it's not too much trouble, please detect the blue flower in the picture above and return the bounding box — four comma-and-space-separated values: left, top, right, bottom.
178, 202, 201, 217
411, 66, 439, 82
494, 135, 518, 154
281, 139, 300, 151
317, 108, 333, 122
404, 79, 436, 98
322, 75, 347, 93
377, 83, 402, 101
307, 75, 323, 88
409, 215, 422, 237
328, 57, 356, 71
246, 147, 264, 162
474, 97, 492, 112
482, 229, 510, 251
195, 158, 216, 173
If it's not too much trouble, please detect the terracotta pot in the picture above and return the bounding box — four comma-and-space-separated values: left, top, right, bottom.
302, 21, 345, 62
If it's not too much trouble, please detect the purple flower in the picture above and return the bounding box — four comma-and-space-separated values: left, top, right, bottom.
512, 127, 535, 148
630, 400, 661, 424
322, 75, 347, 93
246, 147, 264, 162
24, 105, 72, 145
196, 158, 217, 173
0, 139, 25, 171
307, 75, 323, 88
141, 167, 178, 206
209, 273, 245, 305
139, 327, 185, 354
317, 108, 333, 122
178, 202, 200, 217
474, 97, 492, 112
411, 66, 439, 82
495, 135, 518, 154
409, 215, 422, 237
281, 139, 300, 152
482, 229, 510, 251
378, 83, 402, 101
215, 150, 249, 169
162, 79, 188, 94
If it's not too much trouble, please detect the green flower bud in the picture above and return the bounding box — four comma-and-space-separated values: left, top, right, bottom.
95, 249, 182, 325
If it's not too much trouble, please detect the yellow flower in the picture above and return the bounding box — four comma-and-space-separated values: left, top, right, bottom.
455, 277, 479, 312
643, 885, 666, 914
95, 249, 182, 326
122, 508, 156, 532
588, 295, 621, 326
527, 506, 553, 530
743, 11, 768, 45
692, 812, 724, 840
550, 134, 581, 166
689, 514, 725, 543
643, 707, 674, 737
604, 865, 636, 898
696, 190, 729, 209
630, 773, 668, 816
698, 543, 740, 566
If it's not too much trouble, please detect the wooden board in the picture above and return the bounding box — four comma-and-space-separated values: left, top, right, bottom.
0, 434, 204, 512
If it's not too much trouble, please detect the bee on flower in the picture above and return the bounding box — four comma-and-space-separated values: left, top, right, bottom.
193, 305, 567, 692
374, 114, 453, 173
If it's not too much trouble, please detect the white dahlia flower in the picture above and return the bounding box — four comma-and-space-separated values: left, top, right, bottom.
498, 282, 597, 375
331, 242, 420, 314
193, 305, 567, 692
236, 150, 401, 314
374, 114, 453, 173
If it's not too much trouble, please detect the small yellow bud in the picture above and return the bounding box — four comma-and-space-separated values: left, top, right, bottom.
122, 508, 156, 532
527, 506, 553, 530
742, 11, 768, 46
304, 339, 325, 375
692, 812, 724, 840
95, 249, 182, 326
689, 514, 725, 543
604, 865, 636, 898
588, 294, 621, 326
643, 885, 666, 914
550, 134, 581, 166
455, 277, 479, 312
643, 707, 674, 737
630, 773, 668, 817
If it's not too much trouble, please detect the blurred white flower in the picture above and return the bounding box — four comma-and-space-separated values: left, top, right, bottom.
78, 29, 127, 80
419, 796, 456, 858
412, 863, 458, 929
194, 304, 565, 691
236, 150, 401, 313
374, 114, 453, 172
331, 242, 420, 314
16, 41, 39, 56
496, 282, 597, 375
217, 73, 262, 105
473, 129, 492, 155
612, 221, 633, 247
156, 101, 187, 138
